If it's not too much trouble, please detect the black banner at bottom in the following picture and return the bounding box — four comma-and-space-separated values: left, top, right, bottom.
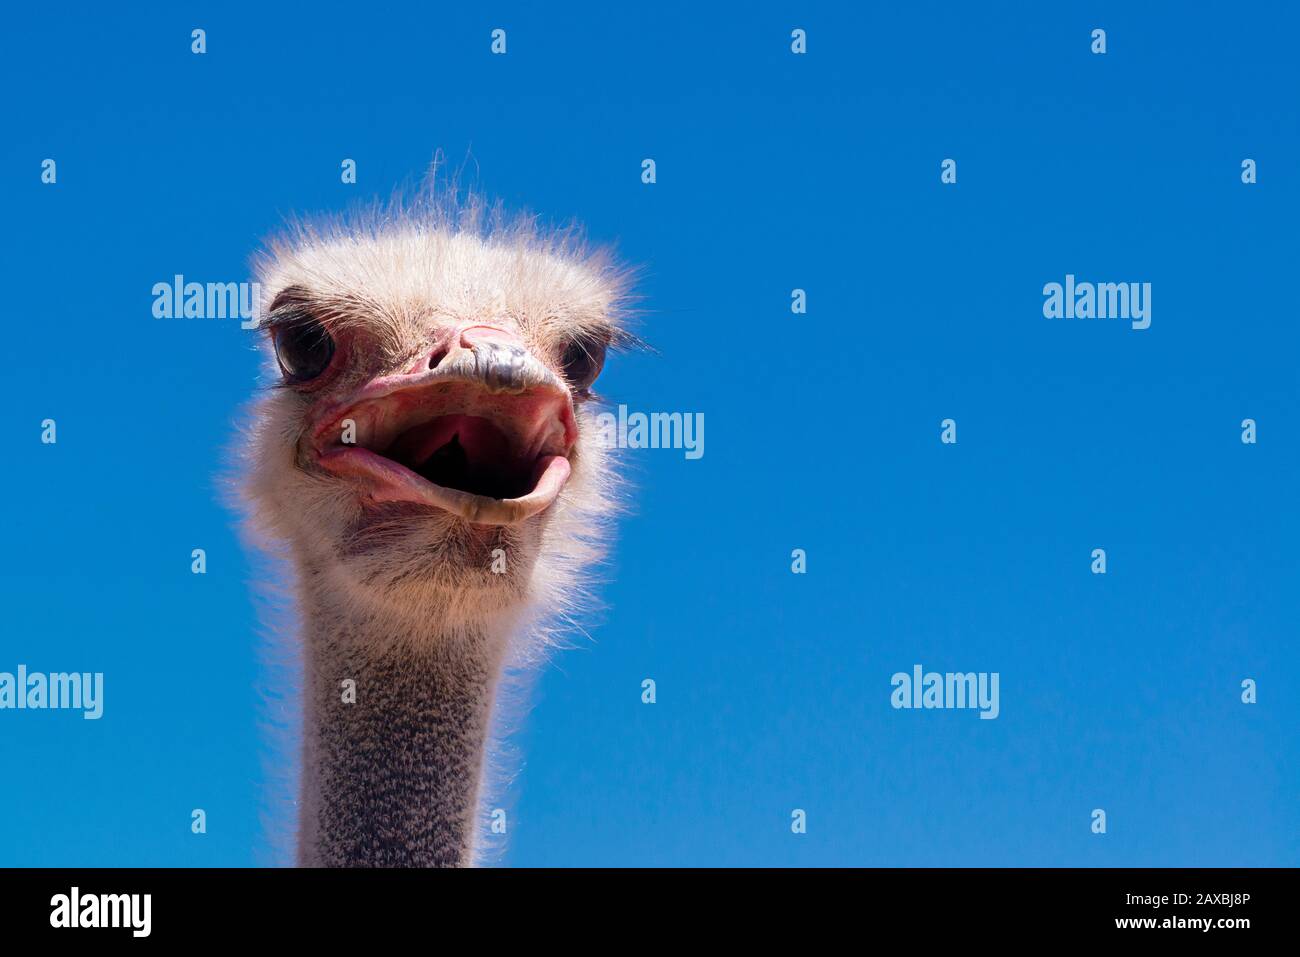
0, 867, 1283, 942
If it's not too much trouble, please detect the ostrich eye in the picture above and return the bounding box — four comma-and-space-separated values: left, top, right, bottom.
558, 334, 608, 392
272, 311, 335, 382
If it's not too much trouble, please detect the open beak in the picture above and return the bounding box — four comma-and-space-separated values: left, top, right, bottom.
306, 342, 577, 525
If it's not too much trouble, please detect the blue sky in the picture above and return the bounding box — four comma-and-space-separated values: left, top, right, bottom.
1, 1, 1296, 866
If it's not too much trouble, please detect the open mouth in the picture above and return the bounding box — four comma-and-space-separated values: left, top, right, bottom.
387, 414, 535, 500
310, 372, 576, 526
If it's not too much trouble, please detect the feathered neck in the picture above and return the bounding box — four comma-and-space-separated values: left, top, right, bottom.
295, 576, 515, 867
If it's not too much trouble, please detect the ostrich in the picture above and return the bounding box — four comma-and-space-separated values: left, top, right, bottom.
235, 188, 633, 867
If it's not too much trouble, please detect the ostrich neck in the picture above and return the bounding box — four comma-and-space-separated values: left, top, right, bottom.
297, 585, 509, 867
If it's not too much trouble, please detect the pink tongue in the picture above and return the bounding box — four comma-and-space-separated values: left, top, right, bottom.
385, 414, 513, 467
387, 417, 461, 464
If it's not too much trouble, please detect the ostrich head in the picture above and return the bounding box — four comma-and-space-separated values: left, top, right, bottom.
235, 186, 636, 867
241, 194, 632, 645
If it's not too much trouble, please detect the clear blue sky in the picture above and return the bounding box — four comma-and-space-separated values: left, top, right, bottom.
1, 1, 1296, 866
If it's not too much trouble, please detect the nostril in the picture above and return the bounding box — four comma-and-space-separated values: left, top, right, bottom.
427, 345, 449, 370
